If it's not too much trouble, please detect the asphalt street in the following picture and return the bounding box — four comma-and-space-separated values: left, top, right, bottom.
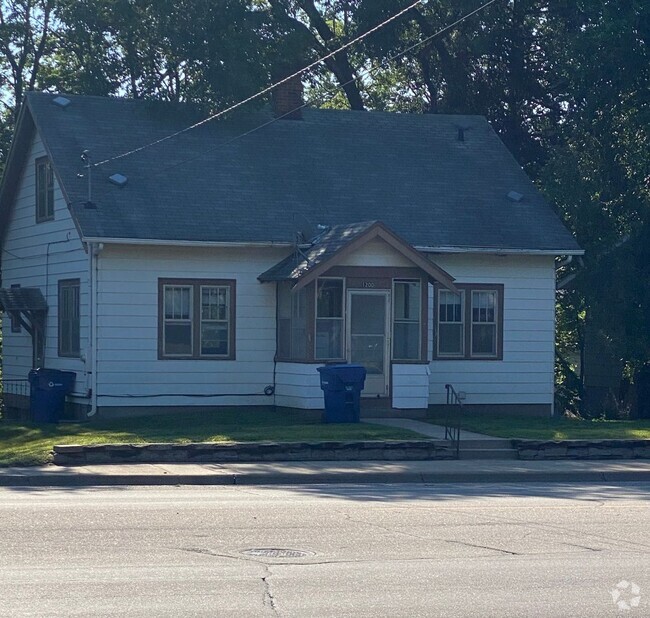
1, 482, 649, 617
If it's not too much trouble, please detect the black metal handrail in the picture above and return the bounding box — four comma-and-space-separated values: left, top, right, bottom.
444, 383, 463, 459
0, 379, 30, 418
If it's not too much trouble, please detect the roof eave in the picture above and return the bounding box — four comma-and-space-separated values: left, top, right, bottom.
0, 102, 34, 248
291, 221, 457, 293
81, 237, 295, 249
416, 246, 585, 256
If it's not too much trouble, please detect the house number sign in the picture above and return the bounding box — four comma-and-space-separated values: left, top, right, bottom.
362, 281, 376, 288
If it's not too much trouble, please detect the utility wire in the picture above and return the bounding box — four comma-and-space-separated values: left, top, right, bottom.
154, 0, 502, 178
92, 0, 425, 168
84, 0, 502, 203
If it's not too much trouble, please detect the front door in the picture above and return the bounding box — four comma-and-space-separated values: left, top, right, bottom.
346, 290, 390, 397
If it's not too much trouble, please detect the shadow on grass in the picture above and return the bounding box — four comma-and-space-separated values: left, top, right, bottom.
0, 408, 422, 467
427, 411, 650, 440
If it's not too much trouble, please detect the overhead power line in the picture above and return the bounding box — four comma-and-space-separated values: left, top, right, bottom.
82, 0, 502, 206
146, 0, 502, 181
93, 0, 425, 168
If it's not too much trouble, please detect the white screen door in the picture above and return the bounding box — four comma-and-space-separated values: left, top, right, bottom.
346, 290, 390, 397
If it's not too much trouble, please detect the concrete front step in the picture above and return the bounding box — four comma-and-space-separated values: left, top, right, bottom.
417, 439, 518, 460
457, 439, 518, 460
459, 439, 513, 450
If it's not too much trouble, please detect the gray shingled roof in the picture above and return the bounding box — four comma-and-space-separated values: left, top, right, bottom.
259, 221, 377, 281
20, 92, 580, 252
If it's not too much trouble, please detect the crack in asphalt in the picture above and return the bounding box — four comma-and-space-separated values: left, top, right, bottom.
262, 565, 279, 615
470, 512, 650, 552
445, 540, 521, 556
562, 542, 603, 552
174, 546, 263, 564
337, 512, 432, 542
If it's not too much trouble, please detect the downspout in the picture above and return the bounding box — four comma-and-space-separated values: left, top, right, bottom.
86, 242, 103, 417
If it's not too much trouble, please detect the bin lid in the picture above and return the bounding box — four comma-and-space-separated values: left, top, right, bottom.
317, 364, 366, 382
28, 368, 76, 390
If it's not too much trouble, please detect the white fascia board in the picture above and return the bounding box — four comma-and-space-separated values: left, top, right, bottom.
81, 237, 294, 249
416, 246, 585, 256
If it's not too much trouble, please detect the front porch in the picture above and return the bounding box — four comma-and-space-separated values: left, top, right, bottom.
260, 220, 457, 412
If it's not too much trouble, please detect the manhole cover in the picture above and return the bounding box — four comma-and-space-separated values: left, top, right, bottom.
241, 548, 314, 559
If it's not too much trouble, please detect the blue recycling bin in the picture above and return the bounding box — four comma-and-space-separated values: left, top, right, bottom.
317, 364, 366, 423
28, 368, 76, 423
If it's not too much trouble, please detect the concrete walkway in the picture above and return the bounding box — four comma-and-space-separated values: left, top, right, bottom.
1, 459, 650, 487
365, 417, 501, 441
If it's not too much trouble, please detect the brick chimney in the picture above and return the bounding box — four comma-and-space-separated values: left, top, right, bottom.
272, 75, 304, 120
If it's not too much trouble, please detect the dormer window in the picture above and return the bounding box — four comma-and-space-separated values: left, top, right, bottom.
35, 157, 54, 222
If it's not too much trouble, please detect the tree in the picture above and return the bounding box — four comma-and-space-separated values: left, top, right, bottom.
542, 0, 650, 414
0, 0, 55, 174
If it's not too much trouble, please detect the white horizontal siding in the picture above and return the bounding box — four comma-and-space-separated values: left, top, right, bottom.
1, 132, 88, 391
95, 244, 285, 408
274, 362, 324, 410
392, 364, 429, 409
428, 254, 556, 408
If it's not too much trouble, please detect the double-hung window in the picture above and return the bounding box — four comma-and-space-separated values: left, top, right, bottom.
393, 280, 421, 360
315, 278, 344, 360
36, 157, 54, 222
436, 285, 503, 359
437, 290, 464, 357
471, 290, 498, 356
160, 279, 235, 359
58, 279, 80, 357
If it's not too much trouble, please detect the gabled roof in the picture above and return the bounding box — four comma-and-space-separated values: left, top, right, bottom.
0, 92, 582, 254
259, 220, 456, 291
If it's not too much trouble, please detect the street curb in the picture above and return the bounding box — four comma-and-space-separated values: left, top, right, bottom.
2, 469, 650, 487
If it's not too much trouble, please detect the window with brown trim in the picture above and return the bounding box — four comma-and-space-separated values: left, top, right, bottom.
36, 157, 54, 222
58, 279, 80, 357
434, 284, 504, 360
158, 279, 236, 360
10, 284, 22, 333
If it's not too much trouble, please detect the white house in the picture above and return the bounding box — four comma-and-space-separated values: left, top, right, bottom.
0, 91, 582, 419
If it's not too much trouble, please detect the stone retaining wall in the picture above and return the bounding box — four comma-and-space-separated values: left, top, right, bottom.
53, 440, 454, 465
513, 439, 650, 460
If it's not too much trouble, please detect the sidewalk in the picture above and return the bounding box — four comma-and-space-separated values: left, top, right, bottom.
2, 459, 650, 487
364, 418, 501, 441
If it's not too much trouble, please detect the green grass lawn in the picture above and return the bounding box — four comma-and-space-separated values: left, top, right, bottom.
0, 408, 422, 467
427, 410, 650, 440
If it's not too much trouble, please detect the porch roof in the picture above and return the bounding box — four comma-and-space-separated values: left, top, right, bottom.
258, 220, 457, 291
0, 287, 47, 312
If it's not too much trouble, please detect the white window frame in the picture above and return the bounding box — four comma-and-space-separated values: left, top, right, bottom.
314, 277, 345, 360
436, 289, 465, 358
470, 289, 499, 359
160, 279, 235, 360
392, 279, 422, 361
